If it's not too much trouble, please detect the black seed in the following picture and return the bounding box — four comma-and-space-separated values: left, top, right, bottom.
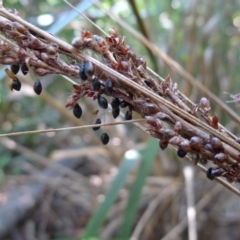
212, 167, 224, 177
101, 132, 109, 145
33, 79, 42, 95
214, 153, 227, 163
93, 118, 101, 131
144, 80, 151, 87
12, 78, 21, 91
93, 35, 102, 42
112, 107, 120, 119
84, 60, 94, 77
73, 103, 82, 119
21, 63, 28, 75
204, 143, 213, 152
11, 64, 20, 75
111, 98, 120, 109
29, 29, 39, 37
105, 80, 113, 95
159, 140, 168, 150
206, 168, 214, 180
120, 99, 128, 108
92, 78, 101, 91
98, 95, 108, 109
79, 61, 94, 80
177, 148, 187, 158
125, 110, 132, 120
79, 64, 88, 81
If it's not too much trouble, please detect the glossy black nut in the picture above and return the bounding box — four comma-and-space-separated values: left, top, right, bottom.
145, 103, 158, 113
73, 103, 82, 119
111, 98, 120, 109
29, 29, 40, 37
200, 97, 210, 109
214, 153, 227, 163
120, 99, 128, 108
159, 140, 168, 150
98, 95, 108, 109
206, 168, 215, 180
204, 143, 214, 152
10, 64, 20, 75
93, 35, 104, 43
144, 80, 151, 87
12, 78, 21, 91
92, 78, 101, 91
112, 107, 120, 119
33, 79, 42, 95
21, 63, 28, 75
211, 168, 224, 177
101, 132, 109, 145
84, 60, 94, 77
177, 148, 187, 158
179, 140, 191, 152
190, 136, 203, 151
125, 110, 132, 120
72, 36, 84, 48
104, 80, 113, 95
206, 167, 223, 180
211, 137, 223, 151
93, 118, 101, 131
79, 64, 88, 80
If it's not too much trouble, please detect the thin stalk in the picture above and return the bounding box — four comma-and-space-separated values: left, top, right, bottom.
0, 119, 145, 137
128, 0, 158, 72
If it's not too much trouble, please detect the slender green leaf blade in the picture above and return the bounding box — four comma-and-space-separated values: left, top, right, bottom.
83, 150, 141, 238
119, 138, 159, 238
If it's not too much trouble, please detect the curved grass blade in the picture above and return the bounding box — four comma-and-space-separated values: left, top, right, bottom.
83, 150, 141, 238
119, 137, 159, 238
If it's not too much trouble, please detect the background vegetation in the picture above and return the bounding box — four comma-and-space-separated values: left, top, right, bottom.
1, 0, 240, 239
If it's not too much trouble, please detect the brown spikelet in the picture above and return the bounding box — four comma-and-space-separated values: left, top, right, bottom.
0, 5, 240, 184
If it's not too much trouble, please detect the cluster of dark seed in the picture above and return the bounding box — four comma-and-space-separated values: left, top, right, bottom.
146, 108, 240, 183
1, 10, 240, 182
0, 15, 79, 77
71, 59, 134, 145
7, 63, 42, 95
0, 17, 134, 146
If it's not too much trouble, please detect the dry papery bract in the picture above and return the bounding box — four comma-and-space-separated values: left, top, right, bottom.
1, 8, 240, 183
